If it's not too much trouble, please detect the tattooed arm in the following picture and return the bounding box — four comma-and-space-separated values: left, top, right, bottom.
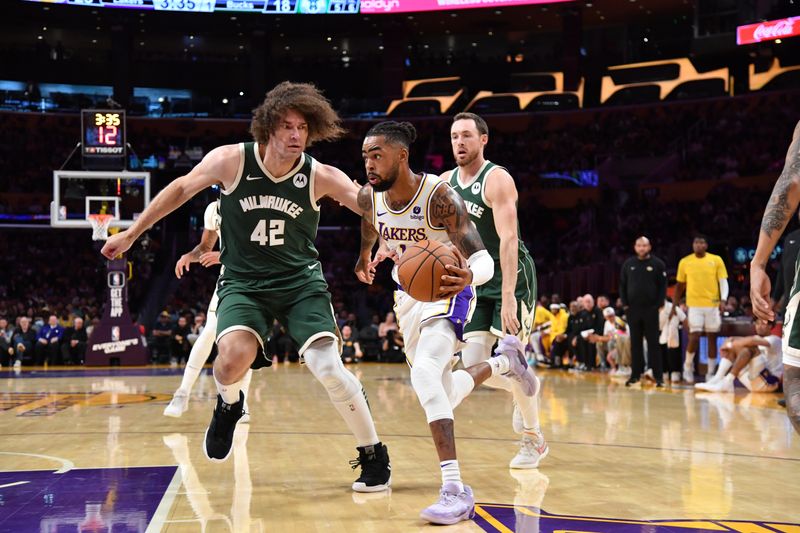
751, 121, 800, 321
355, 185, 379, 284
430, 183, 491, 297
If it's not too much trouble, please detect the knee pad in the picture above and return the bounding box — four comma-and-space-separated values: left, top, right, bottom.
410, 357, 452, 422
304, 338, 360, 402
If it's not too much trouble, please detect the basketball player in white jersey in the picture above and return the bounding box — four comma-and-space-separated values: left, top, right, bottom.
441, 112, 546, 469
355, 121, 538, 525
164, 201, 253, 418
695, 319, 783, 393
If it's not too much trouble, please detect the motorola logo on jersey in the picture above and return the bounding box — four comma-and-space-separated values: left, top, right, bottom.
293, 173, 308, 188
471, 182, 481, 195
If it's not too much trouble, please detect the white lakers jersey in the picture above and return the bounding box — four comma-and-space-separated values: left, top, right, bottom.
372, 173, 452, 282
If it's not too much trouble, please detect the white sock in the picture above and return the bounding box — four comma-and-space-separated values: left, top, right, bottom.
240, 369, 253, 402
331, 387, 380, 447
178, 314, 217, 394
487, 355, 511, 376
714, 358, 732, 380
215, 375, 242, 405
514, 374, 540, 430
685, 352, 695, 368
462, 335, 513, 392
440, 460, 463, 492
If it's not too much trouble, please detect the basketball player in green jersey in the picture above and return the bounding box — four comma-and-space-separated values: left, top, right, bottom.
441, 112, 548, 469
101, 82, 391, 492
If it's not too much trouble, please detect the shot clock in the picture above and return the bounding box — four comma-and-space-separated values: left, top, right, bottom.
81, 109, 126, 169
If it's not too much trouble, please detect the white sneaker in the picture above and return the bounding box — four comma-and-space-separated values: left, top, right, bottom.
510, 433, 549, 469
704, 375, 734, 392
163, 390, 189, 418
643, 368, 655, 382
13, 360, 21, 369
694, 381, 711, 391
670, 372, 681, 383
512, 403, 524, 435
683, 364, 694, 384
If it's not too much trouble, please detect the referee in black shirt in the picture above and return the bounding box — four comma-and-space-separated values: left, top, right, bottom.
620, 236, 667, 387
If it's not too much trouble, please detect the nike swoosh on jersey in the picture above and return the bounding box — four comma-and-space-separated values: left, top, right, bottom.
246, 174, 263, 181
376, 211, 387, 217
308, 263, 317, 269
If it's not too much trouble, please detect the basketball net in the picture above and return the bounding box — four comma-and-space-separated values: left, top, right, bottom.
87, 214, 114, 241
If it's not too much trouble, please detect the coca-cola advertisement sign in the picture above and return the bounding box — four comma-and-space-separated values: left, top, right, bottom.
737, 16, 800, 45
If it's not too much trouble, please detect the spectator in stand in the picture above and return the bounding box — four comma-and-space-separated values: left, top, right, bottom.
597, 295, 611, 311
61, 316, 87, 365
575, 294, 604, 371
11, 317, 36, 368
151, 311, 174, 363
187, 312, 205, 346
672, 235, 728, 384
619, 236, 667, 388
588, 307, 630, 377
34, 314, 64, 365
531, 302, 555, 364
566, 301, 583, 368
378, 311, 398, 343
548, 304, 569, 368
341, 325, 363, 364
0, 317, 13, 367
723, 296, 743, 318
659, 297, 686, 384
171, 315, 192, 364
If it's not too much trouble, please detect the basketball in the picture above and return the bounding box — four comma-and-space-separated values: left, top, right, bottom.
397, 240, 460, 302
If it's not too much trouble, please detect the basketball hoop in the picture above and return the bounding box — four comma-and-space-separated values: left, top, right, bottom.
87, 214, 115, 241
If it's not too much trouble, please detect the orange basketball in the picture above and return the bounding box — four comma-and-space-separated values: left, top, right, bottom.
397, 240, 460, 302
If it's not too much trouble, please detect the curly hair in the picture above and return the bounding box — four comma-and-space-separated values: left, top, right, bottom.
250, 81, 345, 146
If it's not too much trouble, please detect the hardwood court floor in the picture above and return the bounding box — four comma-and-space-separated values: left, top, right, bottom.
0, 363, 798, 532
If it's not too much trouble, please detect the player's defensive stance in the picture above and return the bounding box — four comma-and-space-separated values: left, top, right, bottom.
103, 82, 390, 492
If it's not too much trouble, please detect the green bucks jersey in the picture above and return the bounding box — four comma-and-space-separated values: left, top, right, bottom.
219, 142, 321, 279
449, 160, 532, 299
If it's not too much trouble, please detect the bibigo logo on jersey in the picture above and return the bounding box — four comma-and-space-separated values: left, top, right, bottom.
293, 173, 308, 188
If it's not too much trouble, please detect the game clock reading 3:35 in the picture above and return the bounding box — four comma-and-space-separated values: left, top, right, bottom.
82, 110, 126, 157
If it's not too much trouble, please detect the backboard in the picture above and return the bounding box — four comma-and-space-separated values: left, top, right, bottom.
51, 170, 150, 229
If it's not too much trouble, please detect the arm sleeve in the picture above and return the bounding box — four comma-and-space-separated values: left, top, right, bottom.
467, 250, 494, 286
719, 278, 729, 302
203, 201, 220, 231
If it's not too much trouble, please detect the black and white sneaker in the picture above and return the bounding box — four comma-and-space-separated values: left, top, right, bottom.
203, 391, 245, 463
350, 443, 391, 492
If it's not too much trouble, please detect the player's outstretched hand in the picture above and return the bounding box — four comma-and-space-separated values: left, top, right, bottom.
199, 251, 221, 267
101, 230, 135, 260
751, 266, 775, 322
175, 254, 193, 279
355, 255, 375, 285
437, 246, 473, 299
368, 247, 399, 270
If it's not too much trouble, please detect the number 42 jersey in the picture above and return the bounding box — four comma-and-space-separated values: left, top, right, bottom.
219, 142, 321, 279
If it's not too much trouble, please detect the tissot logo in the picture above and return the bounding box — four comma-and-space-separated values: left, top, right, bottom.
360, 0, 400, 11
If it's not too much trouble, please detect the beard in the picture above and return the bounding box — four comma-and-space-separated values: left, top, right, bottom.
370, 166, 399, 192
456, 149, 479, 167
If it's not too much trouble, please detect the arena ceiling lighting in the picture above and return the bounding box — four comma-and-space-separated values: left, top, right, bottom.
23, 0, 572, 15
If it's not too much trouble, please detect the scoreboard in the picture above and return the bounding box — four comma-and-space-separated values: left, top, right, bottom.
24, 0, 361, 14
24, 0, 567, 14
